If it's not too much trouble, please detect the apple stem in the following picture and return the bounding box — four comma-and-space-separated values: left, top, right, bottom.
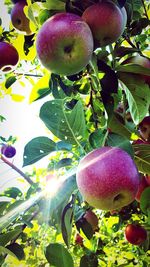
0, 155, 34, 185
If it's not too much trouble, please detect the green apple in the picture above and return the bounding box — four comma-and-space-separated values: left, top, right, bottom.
135, 175, 149, 202
36, 12, 94, 75
11, 1, 32, 35
0, 41, 19, 72
76, 146, 139, 210
82, 1, 127, 47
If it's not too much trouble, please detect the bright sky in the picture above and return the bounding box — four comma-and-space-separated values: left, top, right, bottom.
0, 1, 50, 193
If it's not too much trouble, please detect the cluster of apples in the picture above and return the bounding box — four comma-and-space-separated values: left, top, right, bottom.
0, 0, 31, 72
36, 1, 127, 75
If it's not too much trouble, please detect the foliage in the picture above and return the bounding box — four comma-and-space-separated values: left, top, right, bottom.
0, 0, 150, 266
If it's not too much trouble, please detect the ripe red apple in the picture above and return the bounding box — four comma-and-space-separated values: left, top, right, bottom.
0, 41, 19, 72
138, 116, 150, 142
145, 175, 150, 186
1, 145, 16, 158
76, 147, 139, 210
36, 12, 94, 75
75, 233, 84, 246
82, 1, 127, 47
125, 224, 147, 245
124, 55, 150, 86
135, 175, 149, 202
84, 210, 99, 231
11, 1, 32, 35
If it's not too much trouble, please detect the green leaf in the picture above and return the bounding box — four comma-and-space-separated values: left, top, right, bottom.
0, 227, 22, 246
6, 200, 24, 212
6, 243, 25, 260
140, 187, 150, 215
61, 195, 75, 247
106, 133, 134, 158
55, 158, 72, 169
23, 136, 56, 166
117, 64, 150, 76
0, 246, 18, 259
40, 99, 87, 144
0, 187, 22, 199
89, 129, 106, 149
5, 76, 16, 89
108, 112, 132, 139
120, 78, 150, 124
29, 74, 51, 103
80, 254, 98, 267
0, 202, 9, 215
45, 243, 74, 267
132, 144, 150, 174
56, 141, 72, 151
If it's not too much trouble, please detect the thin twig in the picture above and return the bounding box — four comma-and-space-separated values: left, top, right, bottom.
0, 155, 34, 185
141, 0, 149, 19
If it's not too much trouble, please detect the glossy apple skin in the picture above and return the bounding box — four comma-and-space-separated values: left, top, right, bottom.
11, 1, 32, 35
1, 145, 16, 158
138, 116, 150, 142
76, 147, 139, 210
82, 1, 127, 47
84, 210, 98, 231
36, 13, 94, 75
125, 224, 147, 245
0, 42, 19, 72
135, 175, 149, 202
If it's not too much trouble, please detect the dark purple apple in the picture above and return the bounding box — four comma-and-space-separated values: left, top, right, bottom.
36, 12, 94, 75
11, 1, 32, 35
76, 147, 139, 210
82, 1, 127, 47
0, 41, 19, 72
84, 210, 99, 231
138, 116, 150, 141
125, 224, 147, 245
1, 145, 16, 158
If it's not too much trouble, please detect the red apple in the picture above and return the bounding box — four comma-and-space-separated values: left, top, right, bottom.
84, 210, 98, 231
0, 41, 19, 72
138, 116, 150, 142
76, 147, 139, 210
125, 224, 147, 245
11, 1, 32, 35
75, 233, 84, 246
145, 175, 150, 186
36, 12, 94, 75
135, 175, 149, 202
82, 1, 127, 47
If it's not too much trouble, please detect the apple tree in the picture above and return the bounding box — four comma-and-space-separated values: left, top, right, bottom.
0, 0, 150, 266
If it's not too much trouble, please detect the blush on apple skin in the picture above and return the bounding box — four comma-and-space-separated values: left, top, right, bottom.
11, 1, 32, 35
0, 41, 19, 72
82, 1, 127, 47
76, 147, 140, 211
125, 224, 147, 245
36, 12, 94, 76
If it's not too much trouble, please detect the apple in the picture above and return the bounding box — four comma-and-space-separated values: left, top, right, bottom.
82, 1, 127, 47
138, 116, 150, 142
135, 175, 150, 202
124, 55, 150, 86
36, 12, 94, 75
75, 233, 84, 246
133, 139, 150, 145
1, 145, 16, 158
76, 146, 139, 210
145, 175, 150, 186
84, 210, 98, 231
0, 41, 19, 72
125, 224, 147, 245
11, 1, 32, 35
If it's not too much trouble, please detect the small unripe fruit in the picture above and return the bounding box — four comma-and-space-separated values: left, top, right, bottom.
36, 12, 94, 75
75, 233, 84, 246
125, 224, 147, 245
76, 147, 139, 210
84, 210, 98, 231
0, 41, 19, 72
82, 1, 127, 47
1, 145, 16, 158
11, 1, 32, 35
